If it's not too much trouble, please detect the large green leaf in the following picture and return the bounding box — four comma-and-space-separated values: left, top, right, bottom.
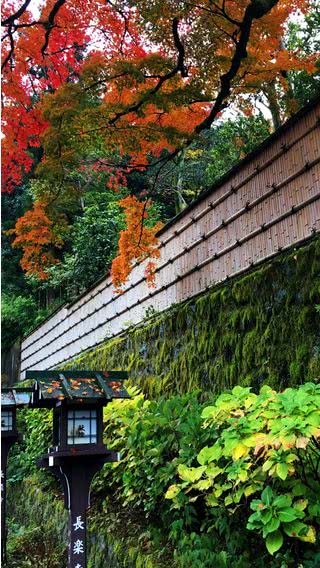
177, 464, 206, 483
197, 444, 222, 465
266, 530, 283, 555
276, 463, 288, 480
273, 494, 292, 509
261, 486, 273, 506
277, 508, 299, 523
201, 406, 216, 419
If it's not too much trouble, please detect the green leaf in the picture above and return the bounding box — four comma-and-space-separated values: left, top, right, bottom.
266, 530, 283, 555
294, 499, 308, 512
206, 463, 223, 478
278, 508, 299, 523
263, 517, 280, 537
201, 406, 216, 419
165, 485, 180, 500
260, 509, 273, 524
206, 493, 219, 507
261, 486, 273, 506
292, 482, 307, 496
248, 511, 260, 524
262, 460, 273, 472
232, 385, 251, 397
244, 483, 260, 497
193, 479, 212, 491
307, 412, 320, 427
197, 444, 221, 465
177, 464, 206, 483
273, 494, 292, 509
282, 521, 308, 538
276, 463, 288, 480
224, 494, 234, 506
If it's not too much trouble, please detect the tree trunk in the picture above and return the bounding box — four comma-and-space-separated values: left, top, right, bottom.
264, 80, 282, 130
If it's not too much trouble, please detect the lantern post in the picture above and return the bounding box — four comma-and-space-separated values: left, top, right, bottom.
1, 388, 32, 562
27, 370, 130, 568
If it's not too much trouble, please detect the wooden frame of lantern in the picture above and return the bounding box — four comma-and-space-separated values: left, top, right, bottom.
27, 370, 130, 568
1, 388, 32, 562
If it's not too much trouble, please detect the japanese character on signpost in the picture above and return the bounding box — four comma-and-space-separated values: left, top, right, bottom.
73, 516, 84, 531
73, 540, 84, 555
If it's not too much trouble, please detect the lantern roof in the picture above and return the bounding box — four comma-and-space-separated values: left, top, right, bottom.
26, 370, 130, 407
1, 387, 32, 408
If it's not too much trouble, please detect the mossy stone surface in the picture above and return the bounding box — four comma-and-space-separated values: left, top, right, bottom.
65, 237, 320, 397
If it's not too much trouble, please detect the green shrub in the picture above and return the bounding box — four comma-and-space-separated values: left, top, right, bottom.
1, 294, 38, 351
95, 388, 210, 524
166, 383, 320, 560
7, 383, 320, 567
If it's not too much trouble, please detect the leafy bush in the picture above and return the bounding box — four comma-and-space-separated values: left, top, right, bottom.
1, 294, 38, 350
95, 388, 210, 523
166, 383, 320, 559
7, 384, 320, 567
7, 408, 53, 484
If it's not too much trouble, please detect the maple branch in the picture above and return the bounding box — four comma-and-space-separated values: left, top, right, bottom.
106, 0, 130, 55
210, 1, 242, 26
108, 17, 187, 125
1, 0, 32, 25
2, 0, 68, 68
1, 24, 15, 70
195, 0, 280, 133
122, 0, 281, 195
41, 0, 67, 56
83, 71, 130, 92
172, 17, 188, 78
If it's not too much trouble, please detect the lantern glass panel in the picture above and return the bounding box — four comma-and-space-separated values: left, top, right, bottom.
1, 410, 13, 431
67, 409, 97, 445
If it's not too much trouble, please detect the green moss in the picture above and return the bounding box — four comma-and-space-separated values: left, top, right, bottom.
64, 237, 320, 397
7, 478, 169, 568
6, 477, 68, 567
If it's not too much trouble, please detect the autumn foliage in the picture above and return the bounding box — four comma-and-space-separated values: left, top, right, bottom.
1, 0, 317, 287
111, 196, 163, 292
7, 201, 65, 280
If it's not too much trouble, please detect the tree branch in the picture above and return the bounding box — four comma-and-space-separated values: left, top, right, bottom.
1, 0, 32, 26
108, 17, 187, 125
41, 0, 67, 56
195, 0, 280, 133
1, 24, 15, 70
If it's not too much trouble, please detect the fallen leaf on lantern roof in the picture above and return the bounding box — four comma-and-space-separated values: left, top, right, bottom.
58, 396, 64, 400
47, 388, 54, 393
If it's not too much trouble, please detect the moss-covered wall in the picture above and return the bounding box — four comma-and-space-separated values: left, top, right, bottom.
7, 477, 169, 568
65, 237, 320, 396
7, 238, 319, 568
